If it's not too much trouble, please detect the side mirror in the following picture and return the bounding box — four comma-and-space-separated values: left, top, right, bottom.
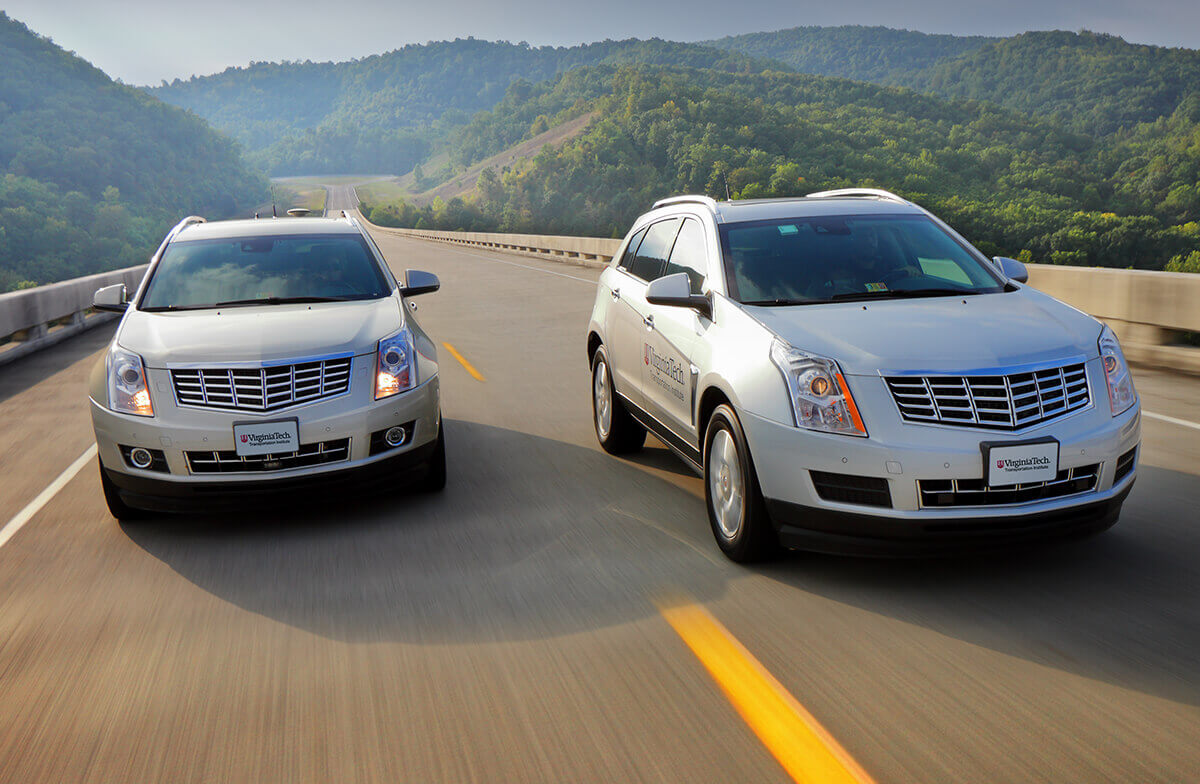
93, 283, 128, 313
993, 256, 1029, 284
400, 269, 440, 297
645, 272, 712, 320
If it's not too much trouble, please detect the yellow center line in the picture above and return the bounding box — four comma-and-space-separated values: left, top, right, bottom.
442, 342, 485, 382
657, 599, 876, 784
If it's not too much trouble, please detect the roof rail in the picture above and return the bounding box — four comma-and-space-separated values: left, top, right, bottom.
806, 188, 908, 204
167, 215, 205, 239
652, 195, 719, 213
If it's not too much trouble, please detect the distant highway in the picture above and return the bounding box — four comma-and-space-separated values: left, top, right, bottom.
0, 184, 1196, 782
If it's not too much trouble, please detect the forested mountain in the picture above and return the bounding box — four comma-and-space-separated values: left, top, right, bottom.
150, 38, 776, 175
362, 65, 1199, 271
0, 13, 267, 291
705, 25, 997, 83
893, 31, 1200, 136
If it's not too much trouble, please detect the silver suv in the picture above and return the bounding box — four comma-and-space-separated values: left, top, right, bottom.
586, 190, 1140, 560
89, 213, 444, 518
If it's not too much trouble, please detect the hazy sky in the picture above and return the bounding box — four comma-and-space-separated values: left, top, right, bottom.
7, 0, 1199, 85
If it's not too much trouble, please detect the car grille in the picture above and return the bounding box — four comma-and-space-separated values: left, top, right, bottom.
884, 362, 1089, 430
918, 463, 1100, 508
186, 438, 351, 474
171, 356, 353, 413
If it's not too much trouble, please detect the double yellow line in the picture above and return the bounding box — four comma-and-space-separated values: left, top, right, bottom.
658, 599, 875, 784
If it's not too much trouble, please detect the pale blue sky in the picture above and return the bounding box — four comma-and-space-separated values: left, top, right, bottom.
6, 0, 1198, 85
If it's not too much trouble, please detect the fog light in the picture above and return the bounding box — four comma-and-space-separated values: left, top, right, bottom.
129, 447, 154, 469
384, 426, 407, 447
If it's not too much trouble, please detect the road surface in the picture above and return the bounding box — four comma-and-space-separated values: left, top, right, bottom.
0, 186, 1196, 782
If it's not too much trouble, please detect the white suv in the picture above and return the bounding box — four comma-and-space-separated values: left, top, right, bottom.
89, 213, 444, 518
586, 190, 1140, 561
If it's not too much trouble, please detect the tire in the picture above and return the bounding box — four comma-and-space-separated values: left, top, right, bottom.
99, 463, 148, 521
591, 346, 646, 455
703, 404, 778, 562
419, 419, 447, 493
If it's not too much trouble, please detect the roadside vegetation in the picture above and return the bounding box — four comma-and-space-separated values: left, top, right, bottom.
0, 13, 267, 292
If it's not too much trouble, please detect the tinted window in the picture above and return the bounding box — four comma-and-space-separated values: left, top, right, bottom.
627, 218, 680, 282
718, 215, 1005, 304
665, 219, 708, 294
141, 234, 391, 310
617, 226, 648, 272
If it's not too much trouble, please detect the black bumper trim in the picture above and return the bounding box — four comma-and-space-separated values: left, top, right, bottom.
104, 439, 438, 513
765, 482, 1132, 557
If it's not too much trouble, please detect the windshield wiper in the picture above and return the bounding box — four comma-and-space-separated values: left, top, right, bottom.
741, 298, 820, 306
827, 288, 979, 302
210, 296, 355, 307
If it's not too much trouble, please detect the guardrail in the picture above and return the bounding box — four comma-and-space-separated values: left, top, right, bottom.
382, 226, 1200, 374
0, 266, 146, 367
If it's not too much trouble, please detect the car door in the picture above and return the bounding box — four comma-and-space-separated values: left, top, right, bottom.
641, 217, 710, 447
608, 218, 680, 410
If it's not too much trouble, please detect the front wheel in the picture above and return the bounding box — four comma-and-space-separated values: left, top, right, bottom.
591, 346, 646, 455
704, 404, 778, 562
418, 420, 447, 493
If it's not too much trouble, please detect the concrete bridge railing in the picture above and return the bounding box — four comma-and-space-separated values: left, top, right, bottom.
0, 266, 147, 367
384, 226, 1200, 375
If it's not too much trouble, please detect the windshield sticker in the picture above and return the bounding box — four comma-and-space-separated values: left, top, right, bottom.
865, 282, 888, 292
777, 225, 799, 235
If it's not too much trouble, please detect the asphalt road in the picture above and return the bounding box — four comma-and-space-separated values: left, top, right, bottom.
0, 187, 1197, 782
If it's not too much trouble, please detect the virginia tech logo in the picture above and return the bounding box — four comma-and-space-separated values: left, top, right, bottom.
644, 344, 650, 365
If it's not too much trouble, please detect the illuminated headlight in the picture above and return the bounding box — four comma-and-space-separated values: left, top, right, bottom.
107, 345, 154, 417
1099, 325, 1136, 415
770, 340, 866, 436
376, 327, 416, 399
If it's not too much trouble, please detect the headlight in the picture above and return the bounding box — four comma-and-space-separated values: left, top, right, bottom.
1098, 325, 1136, 416
107, 345, 153, 417
376, 327, 416, 399
770, 340, 867, 436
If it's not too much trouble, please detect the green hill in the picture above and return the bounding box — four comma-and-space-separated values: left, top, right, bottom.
149, 38, 778, 176
0, 12, 267, 291
704, 25, 996, 83
363, 64, 1198, 271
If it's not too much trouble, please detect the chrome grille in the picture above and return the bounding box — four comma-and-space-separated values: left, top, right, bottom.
171, 356, 353, 413
186, 438, 351, 474
918, 463, 1101, 508
885, 362, 1089, 430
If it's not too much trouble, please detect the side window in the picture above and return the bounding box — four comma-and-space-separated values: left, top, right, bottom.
665, 218, 708, 294
617, 226, 648, 272
627, 218, 681, 282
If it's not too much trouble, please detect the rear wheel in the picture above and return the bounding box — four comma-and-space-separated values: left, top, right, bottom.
591, 346, 646, 455
99, 463, 148, 521
419, 420, 447, 492
704, 404, 778, 562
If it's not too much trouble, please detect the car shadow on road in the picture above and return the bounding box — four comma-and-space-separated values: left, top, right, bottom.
121, 422, 1200, 707
119, 419, 736, 644
759, 464, 1200, 706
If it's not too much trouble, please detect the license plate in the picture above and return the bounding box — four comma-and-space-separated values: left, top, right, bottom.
233, 419, 299, 456
984, 439, 1059, 486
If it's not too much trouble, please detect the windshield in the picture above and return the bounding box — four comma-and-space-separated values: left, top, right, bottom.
139, 233, 391, 311
718, 215, 1006, 305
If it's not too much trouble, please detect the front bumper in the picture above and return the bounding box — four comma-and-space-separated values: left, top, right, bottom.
91, 371, 440, 510
740, 386, 1141, 551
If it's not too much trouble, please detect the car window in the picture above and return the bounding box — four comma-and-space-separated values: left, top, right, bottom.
664, 218, 707, 294
626, 218, 681, 282
140, 233, 391, 310
617, 226, 648, 272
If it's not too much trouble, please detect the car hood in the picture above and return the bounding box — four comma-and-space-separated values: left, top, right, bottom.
743, 289, 1101, 375
122, 298, 403, 367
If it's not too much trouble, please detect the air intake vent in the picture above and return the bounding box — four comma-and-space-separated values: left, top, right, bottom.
810, 471, 892, 508
919, 463, 1100, 508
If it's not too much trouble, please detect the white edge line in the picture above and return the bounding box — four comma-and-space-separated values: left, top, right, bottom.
455, 248, 600, 284
0, 444, 98, 550
1143, 410, 1200, 432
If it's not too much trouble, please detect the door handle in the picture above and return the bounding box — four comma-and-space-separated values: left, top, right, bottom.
611, 288, 621, 301
643, 314, 654, 329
